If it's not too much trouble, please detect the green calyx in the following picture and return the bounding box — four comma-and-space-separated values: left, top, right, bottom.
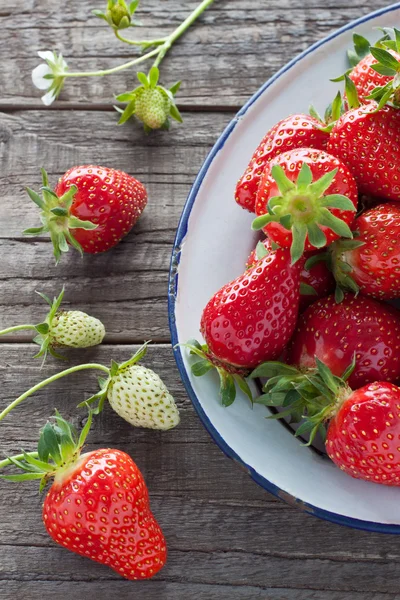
180, 340, 253, 407
93, 0, 141, 30
304, 237, 365, 303
250, 357, 355, 446
32, 287, 72, 362
0, 409, 93, 491
251, 162, 356, 264
366, 33, 400, 109
23, 168, 98, 263
115, 67, 182, 131
78, 341, 150, 414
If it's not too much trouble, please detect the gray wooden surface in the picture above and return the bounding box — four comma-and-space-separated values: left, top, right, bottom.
1, 1, 400, 598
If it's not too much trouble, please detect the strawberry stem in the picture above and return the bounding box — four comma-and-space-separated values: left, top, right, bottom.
0, 324, 37, 336
0, 363, 110, 423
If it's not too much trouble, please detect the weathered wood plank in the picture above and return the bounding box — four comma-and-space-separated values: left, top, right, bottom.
0, 110, 234, 342
0, 0, 392, 107
1, 582, 395, 600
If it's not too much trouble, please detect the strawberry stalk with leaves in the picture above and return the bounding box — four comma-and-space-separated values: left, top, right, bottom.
31, 0, 214, 130
0, 343, 180, 430
0, 288, 105, 361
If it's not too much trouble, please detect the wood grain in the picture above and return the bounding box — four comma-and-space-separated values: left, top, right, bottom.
0, 0, 392, 107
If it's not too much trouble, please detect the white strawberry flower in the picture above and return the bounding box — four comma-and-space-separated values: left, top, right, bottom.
32, 51, 68, 106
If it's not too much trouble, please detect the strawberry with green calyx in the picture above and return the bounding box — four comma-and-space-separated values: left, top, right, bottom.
80, 343, 180, 430
322, 203, 400, 302
0, 288, 105, 361
252, 148, 358, 263
180, 339, 253, 407
25, 166, 147, 261
0, 343, 179, 431
93, 0, 141, 31
0, 409, 167, 578
246, 238, 335, 310
116, 67, 182, 131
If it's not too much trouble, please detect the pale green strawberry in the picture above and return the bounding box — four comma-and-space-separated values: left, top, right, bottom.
82, 343, 180, 431
33, 288, 105, 361
134, 87, 172, 130
50, 311, 105, 349
116, 67, 183, 131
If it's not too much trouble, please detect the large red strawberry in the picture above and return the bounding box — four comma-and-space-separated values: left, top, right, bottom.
329, 202, 400, 300
235, 114, 329, 212
288, 293, 400, 388
246, 238, 334, 311
184, 246, 303, 406
327, 103, 400, 200
252, 148, 358, 263
0, 411, 167, 580
326, 380, 400, 485
24, 166, 148, 261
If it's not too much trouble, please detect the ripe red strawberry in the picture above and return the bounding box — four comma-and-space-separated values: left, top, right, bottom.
288, 293, 400, 389
235, 114, 329, 212
326, 380, 400, 485
348, 50, 400, 103
327, 103, 400, 200
24, 166, 148, 261
252, 148, 358, 263
330, 202, 400, 300
184, 247, 303, 406
246, 238, 334, 311
0, 411, 166, 580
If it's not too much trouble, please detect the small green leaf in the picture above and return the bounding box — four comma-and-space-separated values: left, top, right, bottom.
371, 64, 397, 76
318, 208, 353, 239
251, 214, 273, 231
315, 357, 339, 395
233, 375, 253, 404
271, 165, 296, 195
35, 323, 49, 335
320, 194, 356, 211
192, 359, 213, 377
335, 285, 345, 304
370, 46, 400, 71
23, 227, 46, 236
218, 370, 236, 407
306, 222, 327, 249
255, 240, 269, 260
309, 104, 323, 122
169, 81, 182, 96
92, 9, 108, 20
341, 354, 357, 381
116, 91, 134, 102
137, 71, 149, 87
290, 222, 307, 264
26, 187, 45, 209
250, 361, 299, 379
149, 66, 159, 88
353, 33, 371, 59
300, 282, 317, 296
39, 423, 61, 465
279, 214, 292, 231
77, 410, 93, 449
68, 217, 98, 230
296, 162, 313, 189
344, 75, 361, 109
254, 392, 286, 406
117, 100, 136, 125
129, 0, 139, 13
304, 252, 328, 270
308, 168, 338, 198
169, 103, 183, 123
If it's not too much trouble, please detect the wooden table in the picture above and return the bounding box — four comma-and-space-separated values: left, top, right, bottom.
1, 1, 400, 598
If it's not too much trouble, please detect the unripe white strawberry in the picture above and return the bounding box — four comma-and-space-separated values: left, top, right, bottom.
83, 343, 180, 431
107, 364, 180, 430
50, 311, 105, 348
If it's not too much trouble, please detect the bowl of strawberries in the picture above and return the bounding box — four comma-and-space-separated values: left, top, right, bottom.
169, 5, 400, 532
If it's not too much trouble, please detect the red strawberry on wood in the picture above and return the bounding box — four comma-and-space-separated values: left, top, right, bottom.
288, 293, 400, 389
24, 166, 148, 261
252, 148, 358, 263
0, 411, 166, 580
235, 114, 329, 212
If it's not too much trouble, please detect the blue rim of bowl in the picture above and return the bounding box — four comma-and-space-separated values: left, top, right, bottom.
168, 2, 400, 534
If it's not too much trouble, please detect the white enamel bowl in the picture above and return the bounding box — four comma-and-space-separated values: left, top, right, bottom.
168, 3, 400, 532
